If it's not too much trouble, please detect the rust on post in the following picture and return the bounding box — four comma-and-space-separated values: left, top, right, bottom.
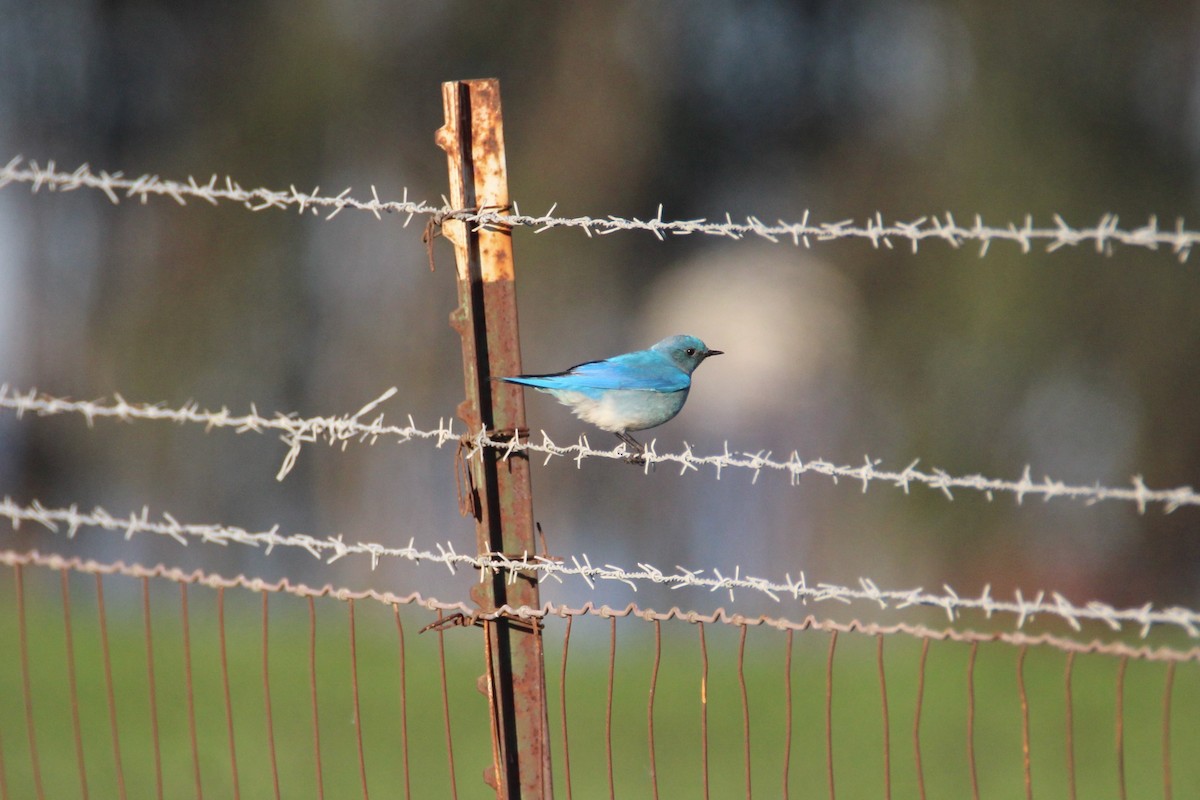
435, 77, 551, 799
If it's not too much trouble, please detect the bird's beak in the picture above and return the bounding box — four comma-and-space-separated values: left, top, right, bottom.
706, 349, 724, 357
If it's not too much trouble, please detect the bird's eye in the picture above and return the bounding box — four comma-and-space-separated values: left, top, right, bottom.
685, 347, 696, 356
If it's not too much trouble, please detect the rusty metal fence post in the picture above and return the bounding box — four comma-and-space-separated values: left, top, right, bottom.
436, 78, 553, 799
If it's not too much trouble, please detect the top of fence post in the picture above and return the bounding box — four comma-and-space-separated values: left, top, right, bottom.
436, 77, 553, 799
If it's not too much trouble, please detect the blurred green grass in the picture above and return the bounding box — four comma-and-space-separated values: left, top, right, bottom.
0, 569, 1196, 798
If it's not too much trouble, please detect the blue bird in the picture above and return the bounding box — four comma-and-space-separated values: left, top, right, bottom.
499, 334, 723, 456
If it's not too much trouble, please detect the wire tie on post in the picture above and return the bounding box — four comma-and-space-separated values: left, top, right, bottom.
418, 609, 541, 636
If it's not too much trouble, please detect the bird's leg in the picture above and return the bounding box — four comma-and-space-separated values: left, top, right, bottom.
615, 431, 646, 464
615, 430, 643, 452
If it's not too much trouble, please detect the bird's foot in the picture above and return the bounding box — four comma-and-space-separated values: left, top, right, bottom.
615, 432, 647, 465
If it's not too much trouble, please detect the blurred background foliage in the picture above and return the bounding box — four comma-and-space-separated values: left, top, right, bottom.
1, 0, 1199, 623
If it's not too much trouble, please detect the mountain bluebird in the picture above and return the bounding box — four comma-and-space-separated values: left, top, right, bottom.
499, 334, 722, 456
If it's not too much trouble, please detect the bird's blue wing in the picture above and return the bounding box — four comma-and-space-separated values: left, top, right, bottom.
567, 354, 691, 391
503, 350, 690, 393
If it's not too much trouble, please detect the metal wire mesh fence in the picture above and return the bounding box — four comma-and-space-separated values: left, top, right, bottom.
1, 550, 1196, 799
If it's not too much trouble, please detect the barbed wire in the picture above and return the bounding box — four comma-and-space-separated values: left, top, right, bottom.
2, 548, 1197, 663
3, 385, 1198, 513
3, 156, 1198, 260
4, 496, 1199, 640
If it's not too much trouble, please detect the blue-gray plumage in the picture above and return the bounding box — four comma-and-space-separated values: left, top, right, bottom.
499, 334, 722, 455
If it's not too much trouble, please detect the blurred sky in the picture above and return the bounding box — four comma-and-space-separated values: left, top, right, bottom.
2, 1, 1200, 629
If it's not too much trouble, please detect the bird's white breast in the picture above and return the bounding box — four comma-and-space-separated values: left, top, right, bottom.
544, 388, 689, 433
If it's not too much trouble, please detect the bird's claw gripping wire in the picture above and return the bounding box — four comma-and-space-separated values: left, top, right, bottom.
616, 431, 648, 465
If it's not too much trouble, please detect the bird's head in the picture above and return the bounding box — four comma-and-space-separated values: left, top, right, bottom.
652, 334, 723, 374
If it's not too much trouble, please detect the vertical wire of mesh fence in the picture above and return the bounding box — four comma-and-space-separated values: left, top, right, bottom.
140, 578, 164, 800
0, 704, 7, 800
216, 587, 241, 800
14, 566, 43, 800
59, 569, 88, 800
698, 621, 710, 800
1116, 655, 1128, 800
392, 604, 412, 800
913, 638, 929, 800
966, 640, 980, 800
1162, 661, 1175, 800
307, 596, 325, 800
738, 624, 752, 799
95, 574, 128, 800
348, 599, 370, 800
605, 616, 617, 800
782, 628, 794, 800
532, 614, 550, 795
876, 635, 892, 800
260, 594, 281, 800
825, 629, 838, 800
559, 615, 574, 800
180, 584, 203, 800
1, 556, 1199, 798
1017, 645, 1032, 800
1064, 650, 1077, 800
434, 609, 459, 800
647, 618, 661, 800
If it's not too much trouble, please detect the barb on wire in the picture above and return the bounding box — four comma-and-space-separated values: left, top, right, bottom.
3, 496, 1200, 640
2, 548, 1198, 663
2, 384, 1198, 513
3, 156, 1198, 260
